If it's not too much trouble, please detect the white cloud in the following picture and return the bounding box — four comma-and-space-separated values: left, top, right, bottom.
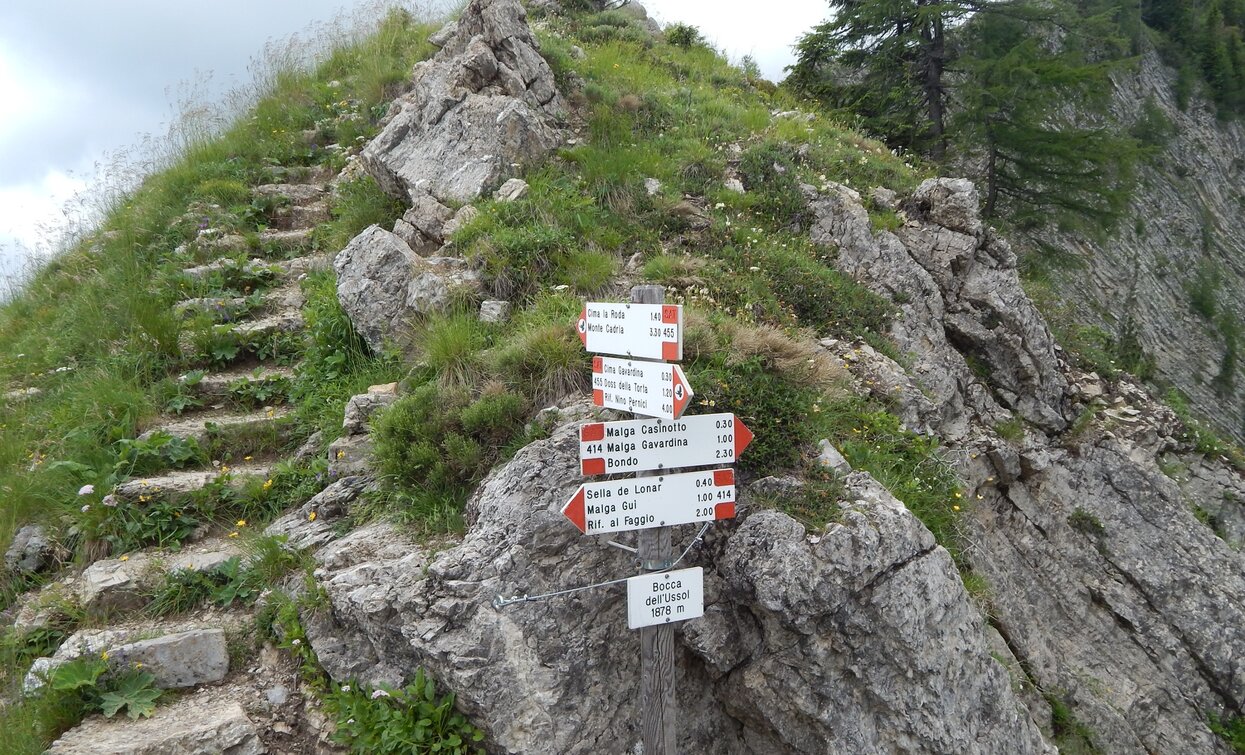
0, 169, 89, 255
643, 0, 828, 80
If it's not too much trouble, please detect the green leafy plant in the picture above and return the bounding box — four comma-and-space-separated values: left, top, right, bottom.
325, 671, 486, 755
45, 656, 161, 721
98, 670, 161, 719
1209, 712, 1245, 753
87, 499, 200, 552
113, 431, 203, 477
229, 372, 292, 406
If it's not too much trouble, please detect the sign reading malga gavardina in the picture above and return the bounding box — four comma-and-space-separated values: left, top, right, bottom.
577, 302, 683, 361
578, 413, 754, 475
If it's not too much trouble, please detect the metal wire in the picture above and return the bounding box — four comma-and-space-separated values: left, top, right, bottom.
492, 522, 713, 609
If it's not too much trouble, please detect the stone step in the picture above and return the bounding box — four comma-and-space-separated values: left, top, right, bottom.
138, 405, 295, 449
181, 256, 281, 287
253, 183, 328, 206
47, 687, 262, 755
259, 227, 316, 254
182, 365, 296, 403
113, 459, 280, 503
27, 625, 231, 691
172, 295, 252, 322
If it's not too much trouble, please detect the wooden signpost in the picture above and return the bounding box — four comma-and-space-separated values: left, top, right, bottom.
493, 285, 757, 754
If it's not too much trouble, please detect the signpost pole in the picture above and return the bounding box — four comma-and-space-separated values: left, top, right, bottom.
632, 284, 677, 755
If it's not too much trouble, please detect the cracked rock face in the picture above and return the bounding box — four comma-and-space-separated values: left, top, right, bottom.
300, 404, 1049, 754
809, 176, 1245, 753
361, 0, 564, 205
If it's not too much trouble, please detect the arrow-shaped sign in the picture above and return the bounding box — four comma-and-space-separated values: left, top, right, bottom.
561, 469, 735, 535
579, 413, 753, 475
577, 302, 682, 361
591, 356, 693, 420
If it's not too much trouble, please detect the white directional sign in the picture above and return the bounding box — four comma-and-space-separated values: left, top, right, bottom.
577, 302, 683, 361
591, 356, 693, 420
579, 413, 755, 475
561, 469, 735, 536
627, 567, 704, 629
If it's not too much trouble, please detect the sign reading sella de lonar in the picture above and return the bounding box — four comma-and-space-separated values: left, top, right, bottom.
579, 413, 754, 475
561, 469, 735, 536
591, 356, 692, 420
577, 302, 683, 361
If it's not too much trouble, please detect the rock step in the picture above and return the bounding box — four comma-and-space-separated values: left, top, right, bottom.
113, 459, 280, 503
183, 365, 296, 403
172, 296, 252, 322
26, 626, 232, 692
259, 227, 315, 253
253, 182, 327, 205
181, 253, 329, 285
47, 690, 262, 755
138, 405, 295, 448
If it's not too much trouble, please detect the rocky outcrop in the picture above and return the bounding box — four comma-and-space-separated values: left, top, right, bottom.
4, 523, 52, 574
361, 0, 564, 204
1024, 44, 1245, 444
809, 176, 1245, 753
296, 403, 1050, 754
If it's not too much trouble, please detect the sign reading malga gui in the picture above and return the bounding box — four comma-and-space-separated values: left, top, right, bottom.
577, 301, 683, 361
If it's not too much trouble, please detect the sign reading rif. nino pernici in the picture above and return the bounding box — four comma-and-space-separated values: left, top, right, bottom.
577, 302, 683, 361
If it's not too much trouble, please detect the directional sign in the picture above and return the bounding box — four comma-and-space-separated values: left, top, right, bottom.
579, 413, 754, 475
628, 567, 703, 629
577, 302, 683, 361
561, 469, 735, 536
591, 357, 692, 420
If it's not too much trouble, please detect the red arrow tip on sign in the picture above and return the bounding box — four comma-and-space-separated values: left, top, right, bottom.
672, 365, 693, 418
734, 416, 754, 457
562, 487, 586, 534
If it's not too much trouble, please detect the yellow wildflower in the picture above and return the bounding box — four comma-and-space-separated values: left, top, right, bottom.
101, 651, 109, 661
119, 555, 129, 562
244, 455, 252, 461
308, 511, 317, 522
229, 531, 240, 538
336, 450, 345, 459
262, 479, 274, 491
236, 519, 247, 527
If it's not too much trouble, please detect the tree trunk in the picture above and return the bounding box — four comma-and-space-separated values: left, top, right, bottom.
984, 137, 999, 217
920, 3, 947, 159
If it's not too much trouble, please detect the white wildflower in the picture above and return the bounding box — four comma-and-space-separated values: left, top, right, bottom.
78, 484, 94, 496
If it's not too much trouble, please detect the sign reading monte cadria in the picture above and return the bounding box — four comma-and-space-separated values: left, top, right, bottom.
577, 302, 683, 361
579, 413, 754, 475
591, 356, 692, 420
627, 567, 704, 629
561, 469, 736, 535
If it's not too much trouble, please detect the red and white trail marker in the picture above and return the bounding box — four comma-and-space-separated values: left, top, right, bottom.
591, 356, 692, 420
579, 413, 754, 475
577, 302, 683, 361
561, 469, 736, 536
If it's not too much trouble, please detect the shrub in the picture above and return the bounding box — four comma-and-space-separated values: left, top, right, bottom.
325, 670, 485, 754
666, 23, 703, 48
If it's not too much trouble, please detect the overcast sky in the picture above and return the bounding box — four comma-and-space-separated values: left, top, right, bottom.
0, 0, 828, 289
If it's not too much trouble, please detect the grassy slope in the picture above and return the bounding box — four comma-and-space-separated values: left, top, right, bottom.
0, 6, 989, 752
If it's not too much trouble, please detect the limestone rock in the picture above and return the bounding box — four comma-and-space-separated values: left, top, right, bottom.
405, 256, 483, 315
495, 177, 529, 202
394, 195, 456, 254
723, 177, 745, 194
301, 406, 1051, 754
265, 476, 371, 552
46, 694, 262, 755
479, 299, 512, 323
441, 204, 480, 241
334, 225, 419, 353
816, 439, 851, 474
341, 383, 399, 435
79, 554, 156, 615
643, 177, 662, 196
5, 524, 52, 574
910, 177, 983, 237
109, 629, 230, 689
326, 433, 375, 477
361, 0, 564, 204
